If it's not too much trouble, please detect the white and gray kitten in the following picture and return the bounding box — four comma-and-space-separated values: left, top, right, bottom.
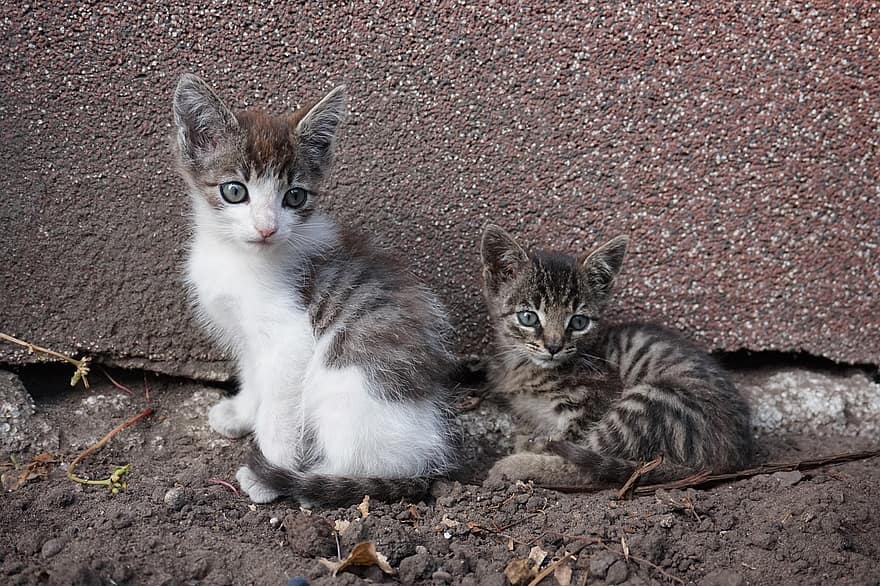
481, 225, 752, 486
172, 74, 456, 506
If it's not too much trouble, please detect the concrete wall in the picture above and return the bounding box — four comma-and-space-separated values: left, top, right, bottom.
1, 2, 877, 378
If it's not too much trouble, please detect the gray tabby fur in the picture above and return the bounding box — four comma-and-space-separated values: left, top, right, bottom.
481, 225, 752, 486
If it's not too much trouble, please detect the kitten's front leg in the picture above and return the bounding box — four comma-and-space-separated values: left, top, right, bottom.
485, 453, 584, 487
208, 388, 258, 439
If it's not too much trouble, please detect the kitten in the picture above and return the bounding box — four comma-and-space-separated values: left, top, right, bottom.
172, 74, 456, 507
480, 225, 752, 485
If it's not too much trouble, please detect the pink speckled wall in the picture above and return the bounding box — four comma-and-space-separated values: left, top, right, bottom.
1, 2, 877, 377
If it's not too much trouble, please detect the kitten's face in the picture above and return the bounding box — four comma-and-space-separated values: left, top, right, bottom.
481, 226, 627, 369
172, 74, 346, 252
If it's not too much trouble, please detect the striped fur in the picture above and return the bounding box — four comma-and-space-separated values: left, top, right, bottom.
248, 450, 432, 508
173, 75, 456, 507
481, 226, 752, 485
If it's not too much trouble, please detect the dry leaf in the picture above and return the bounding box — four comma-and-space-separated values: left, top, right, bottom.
357, 494, 370, 518
553, 561, 573, 586
319, 541, 395, 576
528, 545, 548, 568
621, 535, 630, 561
334, 519, 351, 534
3, 453, 56, 491
504, 558, 536, 586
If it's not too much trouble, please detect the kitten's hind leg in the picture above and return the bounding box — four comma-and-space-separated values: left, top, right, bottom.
236, 465, 282, 504
548, 440, 696, 484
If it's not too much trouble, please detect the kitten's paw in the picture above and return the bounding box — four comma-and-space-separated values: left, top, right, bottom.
485, 453, 582, 488
208, 398, 254, 439
236, 465, 282, 504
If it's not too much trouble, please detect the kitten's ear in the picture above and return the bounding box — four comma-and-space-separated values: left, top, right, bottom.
481, 225, 529, 287
173, 74, 239, 164
295, 85, 347, 177
580, 236, 628, 296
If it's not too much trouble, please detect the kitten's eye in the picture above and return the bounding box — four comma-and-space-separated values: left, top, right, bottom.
219, 182, 248, 204
569, 315, 591, 331
283, 187, 309, 209
517, 311, 539, 327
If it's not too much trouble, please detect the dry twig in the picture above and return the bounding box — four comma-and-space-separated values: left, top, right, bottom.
546, 531, 683, 584
527, 553, 572, 586
616, 455, 663, 499
98, 366, 134, 396
0, 332, 91, 388
631, 450, 880, 496
540, 450, 880, 495
66, 408, 153, 493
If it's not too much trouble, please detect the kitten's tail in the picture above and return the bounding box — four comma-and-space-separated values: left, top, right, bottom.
248, 451, 433, 508
547, 441, 699, 484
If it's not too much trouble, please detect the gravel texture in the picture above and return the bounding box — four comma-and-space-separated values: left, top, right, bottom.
0, 371, 57, 456
1, 2, 877, 377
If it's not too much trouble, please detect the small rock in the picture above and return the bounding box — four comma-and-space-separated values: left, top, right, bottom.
163, 486, 188, 510
589, 550, 617, 578
269, 516, 280, 528
431, 570, 453, 584
399, 552, 432, 585
283, 513, 335, 557
772, 470, 803, 486
605, 560, 629, 585
0, 370, 58, 455
40, 538, 65, 559
749, 532, 777, 550
659, 514, 676, 528
699, 570, 746, 586
188, 557, 211, 580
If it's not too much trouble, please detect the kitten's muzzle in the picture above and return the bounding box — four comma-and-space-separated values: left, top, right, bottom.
545, 342, 563, 356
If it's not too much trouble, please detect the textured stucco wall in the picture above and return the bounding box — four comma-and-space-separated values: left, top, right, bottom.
1, 2, 877, 378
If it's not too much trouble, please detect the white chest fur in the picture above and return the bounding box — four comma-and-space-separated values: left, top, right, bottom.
186, 235, 314, 359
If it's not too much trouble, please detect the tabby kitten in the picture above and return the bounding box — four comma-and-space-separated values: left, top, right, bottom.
481, 225, 752, 484
172, 74, 456, 506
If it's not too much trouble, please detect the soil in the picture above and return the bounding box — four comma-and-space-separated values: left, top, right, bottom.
1, 366, 879, 586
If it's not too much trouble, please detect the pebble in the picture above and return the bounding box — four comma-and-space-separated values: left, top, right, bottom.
164, 486, 187, 510
269, 517, 280, 528
431, 570, 453, 584
40, 538, 65, 559
605, 560, 629, 585
659, 514, 676, 528
589, 550, 618, 577
749, 531, 778, 550
772, 470, 803, 486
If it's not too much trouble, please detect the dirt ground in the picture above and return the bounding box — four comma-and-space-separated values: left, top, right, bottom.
1, 364, 879, 586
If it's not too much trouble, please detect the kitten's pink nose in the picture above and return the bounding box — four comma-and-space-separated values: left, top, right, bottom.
258, 227, 277, 240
